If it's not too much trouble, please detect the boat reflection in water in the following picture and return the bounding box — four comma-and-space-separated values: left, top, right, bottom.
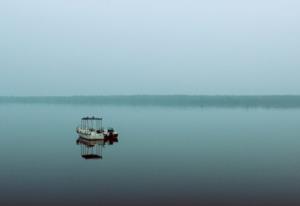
76, 136, 118, 160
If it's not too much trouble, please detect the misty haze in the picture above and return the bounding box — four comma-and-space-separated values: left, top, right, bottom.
1, 0, 300, 206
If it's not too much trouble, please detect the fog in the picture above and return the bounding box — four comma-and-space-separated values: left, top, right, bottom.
0, 0, 299, 95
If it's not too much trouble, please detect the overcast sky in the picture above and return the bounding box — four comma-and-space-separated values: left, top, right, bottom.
0, 0, 299, 96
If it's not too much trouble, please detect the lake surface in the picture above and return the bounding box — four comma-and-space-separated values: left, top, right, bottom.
0, 102, 300, 205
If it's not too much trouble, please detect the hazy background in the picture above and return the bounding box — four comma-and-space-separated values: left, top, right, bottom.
0, 0, 299, 96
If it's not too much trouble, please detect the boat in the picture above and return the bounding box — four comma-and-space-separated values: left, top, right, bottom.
76, 116, 118, 141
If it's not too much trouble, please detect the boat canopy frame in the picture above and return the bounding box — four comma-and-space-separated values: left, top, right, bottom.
80, 116, 103, 130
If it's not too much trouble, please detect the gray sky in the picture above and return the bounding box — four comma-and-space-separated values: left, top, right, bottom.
0, 0, 299, 96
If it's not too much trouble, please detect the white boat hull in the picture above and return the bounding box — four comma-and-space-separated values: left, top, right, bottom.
78, 133, 105, 140
76, 128, 105, 140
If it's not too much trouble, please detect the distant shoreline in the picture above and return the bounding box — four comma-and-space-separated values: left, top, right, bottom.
1, 95, 300, 108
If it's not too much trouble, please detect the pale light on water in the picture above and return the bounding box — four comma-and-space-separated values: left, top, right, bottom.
0, 102, 300, 205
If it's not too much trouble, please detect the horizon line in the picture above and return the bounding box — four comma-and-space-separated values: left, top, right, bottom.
2, 94, 300, 97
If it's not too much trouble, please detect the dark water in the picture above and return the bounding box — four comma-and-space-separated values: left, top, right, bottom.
1, 102, 300, 205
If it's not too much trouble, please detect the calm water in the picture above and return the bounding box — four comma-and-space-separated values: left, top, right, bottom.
1, 103, 300, 205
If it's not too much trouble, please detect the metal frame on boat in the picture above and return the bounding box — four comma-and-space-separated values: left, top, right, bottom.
76, 116, 105, 140
76, 116, 118, 141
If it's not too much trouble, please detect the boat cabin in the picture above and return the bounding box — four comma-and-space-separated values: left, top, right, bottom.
80, 116, 103, 132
